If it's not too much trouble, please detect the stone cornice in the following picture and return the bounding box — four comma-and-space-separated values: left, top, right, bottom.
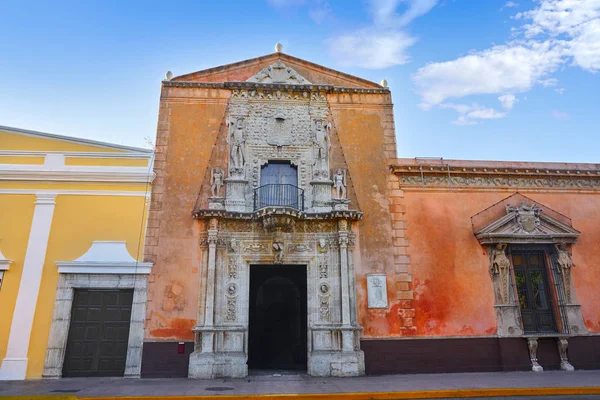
391, 161, 600, 191
163, 80, 390, 94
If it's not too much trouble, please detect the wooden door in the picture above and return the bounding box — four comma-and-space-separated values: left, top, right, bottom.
62, 289, 133, 377
513, 251, 557, 334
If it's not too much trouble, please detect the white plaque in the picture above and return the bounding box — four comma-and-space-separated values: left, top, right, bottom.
367, 274, 388, 309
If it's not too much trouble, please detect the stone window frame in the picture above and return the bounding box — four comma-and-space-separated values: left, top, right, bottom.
42, 274, 148, 378
473, 197, 587, 338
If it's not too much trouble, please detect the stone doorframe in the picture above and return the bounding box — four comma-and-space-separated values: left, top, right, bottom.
42, 241, 152, 379
42, 273, 148, 378
189, 215, 365, 378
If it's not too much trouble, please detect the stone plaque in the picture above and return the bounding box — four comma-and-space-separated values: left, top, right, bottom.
367, 274, 388, 309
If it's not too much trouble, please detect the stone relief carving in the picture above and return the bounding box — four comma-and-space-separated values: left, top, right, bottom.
490, 243, 511, 304
244, 243, 268, 253
319, 263, 328, 279
398, 174, 600, 189
226, 298, 237, 322
555, 243, 574, 303
506, 201, 542, 233
228, 263, 238, 279
229, 238, 240, 253
527, 338, 544, 372
227, 117, 247, 176
367, 274, 388, 309
317, 238, 329, 253
273, 241, 285, 264
333, 169, 347, 199
288, 243, 312, 253
246, 61, 312, 85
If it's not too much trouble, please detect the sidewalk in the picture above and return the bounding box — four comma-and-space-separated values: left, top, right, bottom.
1, 370, 600, 399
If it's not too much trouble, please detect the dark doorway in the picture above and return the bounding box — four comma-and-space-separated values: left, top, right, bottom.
248, 265, 307, 370
513, 251, 557, 334
63, 289, 133, 377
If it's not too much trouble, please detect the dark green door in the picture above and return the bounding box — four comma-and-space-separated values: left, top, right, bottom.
513, 251, 557, 334
63, 289, 133, 377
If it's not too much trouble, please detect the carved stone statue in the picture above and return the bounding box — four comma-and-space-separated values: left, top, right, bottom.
227, 117, 246, 172
527, 337, 543, 372
491, 243, 511, 304
333, 169, 347, 199
555, 243, 574, 303
273, 241, 284, 264
210, 168, 224, 197
313, 119, 331, 175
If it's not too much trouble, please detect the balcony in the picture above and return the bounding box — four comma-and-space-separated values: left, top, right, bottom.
253, 184, 305, 211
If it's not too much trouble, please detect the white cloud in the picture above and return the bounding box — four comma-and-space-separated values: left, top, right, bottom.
501, 1, 519, 11
552, 109, 570, 119
327, 0, 438, 69
414, 41, 566, 108
414, 0, 600, 125
309, 0, 331, 23
498, 94, 517, 109
555, 87, 565, 94
441, 102, 508, 125
328, 29, 417, 68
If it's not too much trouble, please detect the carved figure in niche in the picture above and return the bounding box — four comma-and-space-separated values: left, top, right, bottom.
317, 238, 329, 253
210, 168, 224, 197
491, 243, 511, 304
229, 239, 240, 253
226, 117, 246, 172
555, 243, 574, 303
273, 241, 284, 264
333, 169, 347, 199
313, 119, 331, 175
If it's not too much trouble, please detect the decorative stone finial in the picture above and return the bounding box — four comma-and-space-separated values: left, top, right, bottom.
380, 79, 388, 88
165, 71, 173, 81
275, 43, 283, 53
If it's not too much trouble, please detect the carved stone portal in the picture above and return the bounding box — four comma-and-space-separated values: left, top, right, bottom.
189, 218, 364, 378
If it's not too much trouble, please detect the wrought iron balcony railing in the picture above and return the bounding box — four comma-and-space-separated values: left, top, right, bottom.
253, 184, 305, 211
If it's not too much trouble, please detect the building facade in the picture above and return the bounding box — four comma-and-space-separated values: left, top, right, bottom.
0, 126, 153, 380
140, 49, 600, 378
2, 49, 599, 381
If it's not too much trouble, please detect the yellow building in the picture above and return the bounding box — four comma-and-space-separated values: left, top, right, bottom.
0, 125, 154, 380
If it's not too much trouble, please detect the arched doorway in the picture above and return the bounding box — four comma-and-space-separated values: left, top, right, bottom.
248, 265, 307, 370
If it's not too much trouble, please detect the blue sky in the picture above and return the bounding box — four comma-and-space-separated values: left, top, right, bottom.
1, 0, 598, 162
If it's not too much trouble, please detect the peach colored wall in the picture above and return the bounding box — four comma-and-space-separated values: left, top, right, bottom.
144, 87, 230, 340
328, 93, 400, 338
401, 190, 600, 337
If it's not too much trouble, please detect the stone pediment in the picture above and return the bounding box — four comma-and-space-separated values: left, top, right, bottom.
473, 195, 580, 245
246, 61, 311, 85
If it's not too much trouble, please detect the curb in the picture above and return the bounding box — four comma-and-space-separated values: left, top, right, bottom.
83, 386, 600, 399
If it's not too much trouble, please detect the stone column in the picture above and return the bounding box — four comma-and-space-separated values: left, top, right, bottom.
202, 218, 219, 353
0, 194, 56, 380
338, 221, 353, 352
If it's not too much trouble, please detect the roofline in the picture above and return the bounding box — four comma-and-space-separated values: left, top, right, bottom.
172, 52, 383, 89
0, 125, 154, 154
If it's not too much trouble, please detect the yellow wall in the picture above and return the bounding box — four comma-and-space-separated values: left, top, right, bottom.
0, 195, 36, 363
0, 156, 45, 164
25, 194, 149, 378
65, 157, 150, 167
0, 131, 124, 153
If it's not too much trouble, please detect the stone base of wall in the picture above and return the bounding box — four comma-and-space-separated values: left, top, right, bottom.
140, 337, 600, 378
361, 336, 600, 375
141, 341, 194, 378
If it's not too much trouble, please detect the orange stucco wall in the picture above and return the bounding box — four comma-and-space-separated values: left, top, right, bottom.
144, 87, 230, 340
401, 190, 600, 337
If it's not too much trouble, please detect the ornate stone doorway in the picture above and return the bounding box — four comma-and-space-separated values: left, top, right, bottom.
248, 265, 307, 370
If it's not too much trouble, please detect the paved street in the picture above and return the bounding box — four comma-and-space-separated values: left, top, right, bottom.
1, 370, 600, 398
